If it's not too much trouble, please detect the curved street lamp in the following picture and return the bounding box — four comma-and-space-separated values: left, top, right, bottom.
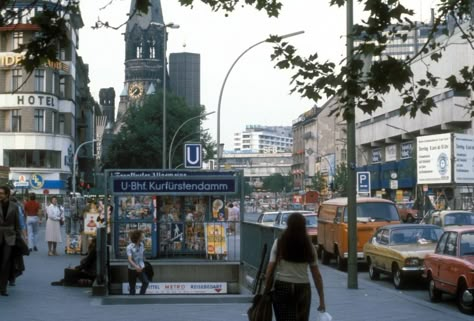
170, 128, 209, 165
216, 30, 305, 170
168, 111, 215, 169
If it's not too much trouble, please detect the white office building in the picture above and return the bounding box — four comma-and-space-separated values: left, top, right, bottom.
233, 125, 292, 153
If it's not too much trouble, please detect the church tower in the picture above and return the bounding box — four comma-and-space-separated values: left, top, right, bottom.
116, 0, 166, 123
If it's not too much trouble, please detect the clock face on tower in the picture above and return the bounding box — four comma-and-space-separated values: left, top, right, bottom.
128, 82, 144, 99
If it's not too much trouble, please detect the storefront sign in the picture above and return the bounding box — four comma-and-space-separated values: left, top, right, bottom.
0, 53, 69, 72
385, 144, 397, 162
400, 142, 414, 159
122, 282, 227, 294
0, 94, 58, 108
112, 177, 237, 195
30, 173, 44, 189
372, 148, 382, 163
454, 133, 474, 183
417, 133, 451, 184
110, 170, 234, 177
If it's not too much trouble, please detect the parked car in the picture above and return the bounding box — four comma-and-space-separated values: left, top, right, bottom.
364, 224, 443, 289
423, 226, 474, 314
273, 210, 318, 245
318, 197, 401, 271
422, 210, 474, 228
256, 211, 279, 226
396, 201, 419, 223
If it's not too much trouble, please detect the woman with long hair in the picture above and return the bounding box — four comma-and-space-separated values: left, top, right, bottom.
264, 213, 326, 321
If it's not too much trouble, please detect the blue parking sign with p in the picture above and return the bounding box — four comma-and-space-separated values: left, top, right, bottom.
357, 171, 371, 194
184, 143, 202, 169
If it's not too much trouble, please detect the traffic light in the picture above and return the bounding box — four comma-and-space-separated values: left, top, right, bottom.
66, 177, 72, 192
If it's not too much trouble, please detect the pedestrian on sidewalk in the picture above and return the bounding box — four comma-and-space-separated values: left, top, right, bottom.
51, 237, 97, 287
127, 230, 149, 295
0, 185, 21, 296
45, 196, 63, 256
264, 212, 326, 321
24, 193, 42, 252
8, 196, 27, 287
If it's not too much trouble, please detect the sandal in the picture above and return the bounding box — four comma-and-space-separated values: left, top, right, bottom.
48, 251, 53, 256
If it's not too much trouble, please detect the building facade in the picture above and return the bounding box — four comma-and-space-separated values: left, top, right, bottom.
233, 125, 292, 153
169, 52, 201, 108
0, 1, 94, 195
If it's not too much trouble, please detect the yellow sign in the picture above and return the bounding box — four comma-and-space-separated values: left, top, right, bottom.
0, 53, 69, 72
205, 223, 227, 256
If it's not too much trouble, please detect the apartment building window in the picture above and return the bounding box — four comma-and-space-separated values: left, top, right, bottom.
12, 69, 22, 91
59, 76, 66, 98
4, 150, 61, 168
34, 69, 45, 91
34, 109, 44, 132
11, 110, 21, 132
12, 32, 23, 50
59, 114, 65, 134
148, 40, 156, 59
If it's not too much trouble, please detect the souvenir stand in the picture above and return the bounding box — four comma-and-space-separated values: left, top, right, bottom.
106, 169, 241, 259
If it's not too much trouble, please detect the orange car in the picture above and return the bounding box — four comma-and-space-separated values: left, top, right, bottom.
423, 226, 474, 314
396, 201, 418, 223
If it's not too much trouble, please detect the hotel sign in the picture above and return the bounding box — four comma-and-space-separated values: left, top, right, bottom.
0, 53, 69, 72
0, 94, 58, 108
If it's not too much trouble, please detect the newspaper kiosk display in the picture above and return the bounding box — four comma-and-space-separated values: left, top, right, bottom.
109, 170, 239, 259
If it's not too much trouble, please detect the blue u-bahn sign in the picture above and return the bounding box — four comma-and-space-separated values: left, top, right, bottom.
184, 143, 202, 169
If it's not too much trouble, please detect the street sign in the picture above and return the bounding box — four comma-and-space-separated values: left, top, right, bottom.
357, 171, 371, 194
390, 180, 398, 189
14, 182, 29, 188
184, 143, 202, 169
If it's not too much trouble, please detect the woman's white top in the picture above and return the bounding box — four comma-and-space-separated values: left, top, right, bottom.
269, 238, 318, 284
46, 204, 62, 221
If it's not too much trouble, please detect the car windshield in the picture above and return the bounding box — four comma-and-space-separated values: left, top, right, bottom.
460, 232, 474, 256
390, 227, 443, 245
305, 215, 317, 227
344, 202, 399, 222
444, 212, 474, 226
262, 213, 278, 223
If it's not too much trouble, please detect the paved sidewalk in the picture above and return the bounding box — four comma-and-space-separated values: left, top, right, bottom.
0, 225, 472, 321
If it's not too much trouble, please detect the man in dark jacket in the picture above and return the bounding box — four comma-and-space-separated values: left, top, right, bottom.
0, 185, 21, 296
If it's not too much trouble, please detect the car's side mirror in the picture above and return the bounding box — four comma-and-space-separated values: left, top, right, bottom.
333, 217, 339, 224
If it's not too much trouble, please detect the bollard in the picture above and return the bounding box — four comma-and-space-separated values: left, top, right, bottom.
96, 227, 106, 285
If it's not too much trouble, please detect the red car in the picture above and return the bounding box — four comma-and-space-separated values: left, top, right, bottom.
423, 226, 474, 314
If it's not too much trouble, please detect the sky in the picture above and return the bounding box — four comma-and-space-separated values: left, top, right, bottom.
78, 0, 435, 150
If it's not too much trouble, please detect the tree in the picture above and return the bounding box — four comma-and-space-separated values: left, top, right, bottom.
333, 162, 349, 197
311, 171, 327, 193
103, 92, 215, 169
179, 0, 474, 120
4, 1, 473, 118
263, 173, 287, 203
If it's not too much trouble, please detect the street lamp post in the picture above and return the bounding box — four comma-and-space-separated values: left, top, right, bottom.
216, 30, 305, 170
72, 139, 97, 196
168, 111, 215, 169
150, 22, 180, 169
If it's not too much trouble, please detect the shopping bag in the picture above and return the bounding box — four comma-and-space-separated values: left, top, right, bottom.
247, 292, 272, 321
316, 311, 333, 321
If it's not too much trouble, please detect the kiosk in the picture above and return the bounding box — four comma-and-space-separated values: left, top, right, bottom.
99, 169, 244, 294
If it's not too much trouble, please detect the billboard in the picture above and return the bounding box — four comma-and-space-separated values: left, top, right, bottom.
454, 133, 474, 183
417, 133, 451, 184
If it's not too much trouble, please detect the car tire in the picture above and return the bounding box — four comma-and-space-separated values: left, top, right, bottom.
457, 281, 474, 315
321, 247, 330, 265
368, 259, 380, 280
428, 276, 442, 302
392, 264, 404, 289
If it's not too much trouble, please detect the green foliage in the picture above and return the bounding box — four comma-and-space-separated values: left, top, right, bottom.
311, 171, 327, 193
333, 162, 348, 197
263, 173, 286, 193
243, 181, 254, 196
103, 92, 215, 169
3, 1, 474, 119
